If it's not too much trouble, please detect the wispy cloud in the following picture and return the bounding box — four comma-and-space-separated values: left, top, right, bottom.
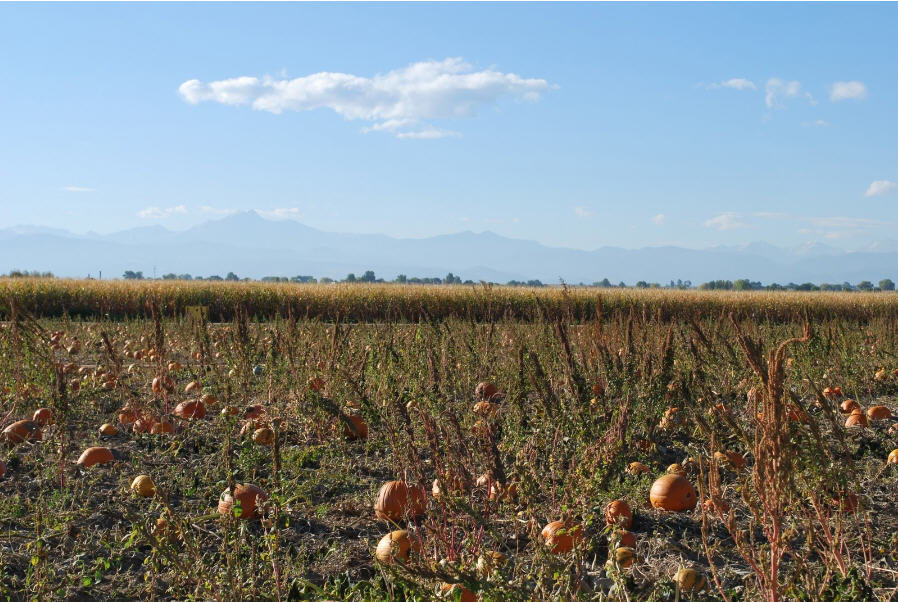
705, 77, 756, 90
802, 119, 830, 128
200, 205, 239, 216
573, 206, 594, 218
865, 180, 895, 197
651, 213, 666, 225
703, 212, 749, 231
765, 78, 809, 109
137, 205, 188, 219
830, 81, 867, 101
179, 58, 553, 139
61, 186, 95, 193
257, 207, 302, 220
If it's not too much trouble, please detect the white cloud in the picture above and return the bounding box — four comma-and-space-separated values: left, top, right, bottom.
765, 78, 804, 108
651, 213, 666, 225
257, 207, 302, 220
706, 78, 756, 90
830, 81, 867, 101
703, 212, 749, 231
865, 180, 895, 197
61, 186, 95, 192
573, 206, 594, 218
802, 119, 830, 127
137, 205, 187, 219
179, 58, 552, 139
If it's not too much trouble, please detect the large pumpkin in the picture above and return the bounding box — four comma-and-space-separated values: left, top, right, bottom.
2, 420, 43, 445
540, 520, 583, 554
374, 481, 427, 522
218, 483, 267, 519
867, 406, 892, 421
374, 529, 421, 564
32, 408, 54, 426
76, 446, 116, 468
605, 500, 633, 528
650, 474, 697, 511
131, 475, 156, 497
845, 409, 868, 428
887, 449, 898, 464
173, 399, 206, 419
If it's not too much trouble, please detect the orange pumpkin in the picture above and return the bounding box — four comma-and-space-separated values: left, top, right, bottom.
475, 381, 499, 401
840, 399, 860, 414
439, 583, 476, 602
99, 423, 118, 436
252, 426, 274, 446
650, 474, 697, 511
613, 529, 636, 548
150, 420, 175, 435
627, 462, 650, 475
374, 529, 421, 564
76, 446, 116, 467
343, 413, 368, 440
2, 420, 43, 445
374, 481, 427, 522
845, 409, 868, 428
32, 408, 53, 426
667, 463, 686, 476
218, 483, 267, 519
201, 393, 218, 406
473, 400, 498, 417
184, 381, 200, 394
605, 500, 633, 528
541, 520, 583, 554
702, 496, 730, 514
886, 449, 898, 464
173, 399, 206, 419
118, 408, 138, 424
243, 404, 265, 420
867, 406, 892, 420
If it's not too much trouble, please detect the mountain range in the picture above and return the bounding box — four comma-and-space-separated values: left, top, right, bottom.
2, 211, 897, 284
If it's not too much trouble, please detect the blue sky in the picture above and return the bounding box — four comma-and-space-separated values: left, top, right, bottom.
1, 2, 896, 250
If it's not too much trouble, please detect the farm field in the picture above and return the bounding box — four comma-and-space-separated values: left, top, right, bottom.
1, 286, 897, 600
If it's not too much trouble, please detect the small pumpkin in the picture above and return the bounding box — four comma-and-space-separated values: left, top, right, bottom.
650, 474, 697, 511
252, 426, 274, 446
867, 405, 892, 420
375, 529, 421, 564
675, 568, 707, 593
438, 583, 476, 602
840, 399, 860, 414
131, 475, 156, 497
243, 404, 265, 420
173, 399, 206, 419
540, 520, 583, 554
612, 529, 636, 549
476, 550, 508, 575
343, 413, 368, 440
667, 463, 686, 476
201, 393, 218, 406
184, 381, 200, 394
99, 423, 118, 436
118, 408, 138, 424
605, 500, 633, 529
845, 409, 868, 428
627, 462, 650, 475
2, 420, 43, 445
218, 483, 267, 519
473, 400, 498, 417
32, 408, 53, 426
475, 381, 499, 401
374, 481, 427, 522
611, 546, 636, 568
76, 446, 116, 468
150, 420, 175, 435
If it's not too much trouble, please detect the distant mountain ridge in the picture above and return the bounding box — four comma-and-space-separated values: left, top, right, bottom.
2, 211, 897, 284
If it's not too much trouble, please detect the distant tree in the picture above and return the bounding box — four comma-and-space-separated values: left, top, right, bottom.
857, 280, 874, 291
360, 270, 376, 283
618, 281, 626, 288
635, 281, 649, 288
879, 278, 895, 291
179, 274, 193, 280
123, 270, 143, 280
207, 274, 223, 281
162, 273, 177, 280
395, 274, 407, 284
290, 275, 316, 283
225, 272, 239, 281
320, 277, 334, 284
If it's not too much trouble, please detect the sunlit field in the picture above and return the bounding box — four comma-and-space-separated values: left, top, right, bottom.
1, 281, 897, 599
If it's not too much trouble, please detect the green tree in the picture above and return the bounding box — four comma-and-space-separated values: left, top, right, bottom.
878, 278, 895, 291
